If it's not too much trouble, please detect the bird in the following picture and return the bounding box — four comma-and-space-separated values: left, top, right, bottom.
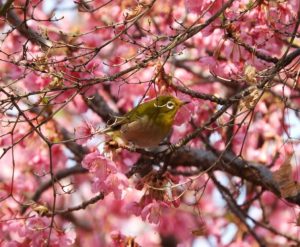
101, 95, 189, 148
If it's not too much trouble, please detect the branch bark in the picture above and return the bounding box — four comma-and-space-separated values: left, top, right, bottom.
169, 148, 300, 204
25, 146, 300, 216
0, 3, 53, 50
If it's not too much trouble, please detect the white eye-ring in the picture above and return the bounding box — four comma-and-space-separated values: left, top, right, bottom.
166, 101, 175, 109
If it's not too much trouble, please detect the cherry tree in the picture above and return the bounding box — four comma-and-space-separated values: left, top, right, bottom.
1, 0, 300, 246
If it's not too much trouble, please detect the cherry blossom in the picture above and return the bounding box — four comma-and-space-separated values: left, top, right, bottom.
1, 0, 300, 246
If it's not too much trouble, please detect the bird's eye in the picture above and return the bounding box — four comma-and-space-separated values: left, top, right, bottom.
166, 101, 175, 109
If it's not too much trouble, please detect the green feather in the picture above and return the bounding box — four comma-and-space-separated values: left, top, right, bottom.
103, 95, 186, 147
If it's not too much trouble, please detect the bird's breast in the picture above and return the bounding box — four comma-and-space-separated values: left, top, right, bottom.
120, 116, 171, 148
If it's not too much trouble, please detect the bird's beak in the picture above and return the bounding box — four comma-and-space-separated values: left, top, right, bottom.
179, 100, 190, 106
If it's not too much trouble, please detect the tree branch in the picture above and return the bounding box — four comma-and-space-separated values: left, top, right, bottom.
21, 165, 87, 214
49, 193, 104, 216
0, 0, 13, 16
3, 6, 52, 50
169, 148, 281, 196
82, 93, 118, 122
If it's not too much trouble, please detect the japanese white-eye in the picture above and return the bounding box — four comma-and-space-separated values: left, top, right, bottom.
102, 95, 188, 148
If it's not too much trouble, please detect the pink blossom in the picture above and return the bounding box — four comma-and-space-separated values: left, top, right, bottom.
75, 121, 94, 145
28, 152, 50, 175
82, 151, 129, 198
23, 73, 51, 92
2, 241, 22, 247
82, 150, 117, 175
174, 102, 191, 126
0, 0, 299, 246
70, 95, 88, 114
6, 221, 25, 239
141, 201, 169, 224
92, 172, 129, 199
104, 173, 129, 200
184, 0, 203, 14
125, 201, 142, 216
51, 228, 76, 246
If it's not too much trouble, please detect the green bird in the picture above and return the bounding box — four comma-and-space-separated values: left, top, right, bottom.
102, 95, 189, 148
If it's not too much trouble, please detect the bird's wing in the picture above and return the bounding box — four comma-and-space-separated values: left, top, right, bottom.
100, 100, 151, 133
101, 115, 128, 133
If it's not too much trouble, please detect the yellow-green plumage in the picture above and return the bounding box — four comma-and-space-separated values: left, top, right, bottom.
103, 95, 187, 148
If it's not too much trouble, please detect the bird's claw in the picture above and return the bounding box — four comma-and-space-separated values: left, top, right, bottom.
167, 144, 176, 154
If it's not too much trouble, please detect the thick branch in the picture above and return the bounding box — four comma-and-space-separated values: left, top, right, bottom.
32, 165, 87, 202
60, 127, 88, 161
4, 7, 52, 50
276, 48, 300, 70
26, 144, 300, 217
82, 93, 118, 122
0, 0, 13, 15
21, 165, 87, 214
168, 148, 297, 202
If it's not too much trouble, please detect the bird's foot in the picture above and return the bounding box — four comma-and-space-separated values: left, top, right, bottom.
166, 143, 177, 154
